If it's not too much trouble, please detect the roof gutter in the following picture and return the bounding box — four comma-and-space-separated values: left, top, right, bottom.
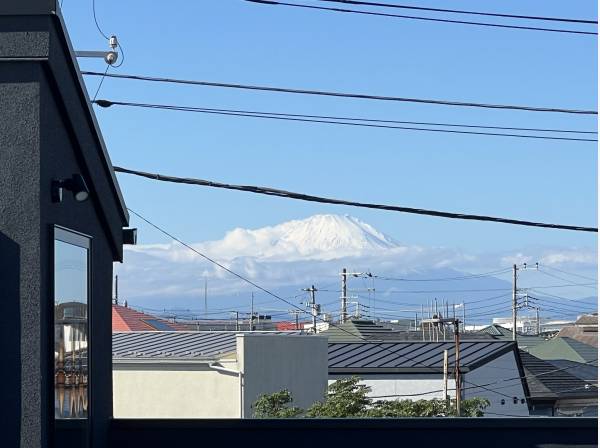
209, 362, 244, 418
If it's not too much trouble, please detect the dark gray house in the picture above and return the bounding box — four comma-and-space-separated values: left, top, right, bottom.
1, 1, 131, 447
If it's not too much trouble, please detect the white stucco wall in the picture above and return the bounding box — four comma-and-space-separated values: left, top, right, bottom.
113, 361, 240, 418
329, 373, 455, 401
238, 334, 329, 417
113, 334, 329, 419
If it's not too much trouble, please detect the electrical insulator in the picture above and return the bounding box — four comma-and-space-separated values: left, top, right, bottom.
109, 35, 118, 49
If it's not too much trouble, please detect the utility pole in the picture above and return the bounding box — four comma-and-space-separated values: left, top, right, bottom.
536, 306, 540, 335
512, 264, 518, 341
204, 277, 208, 318
443, 349, 449, 406
454, 319, 461, 416
235, 311, 240, 331
462, 302, 466, 333
341, 268, 348, 323
250, 292, 254, 331
303, 285, 319, 334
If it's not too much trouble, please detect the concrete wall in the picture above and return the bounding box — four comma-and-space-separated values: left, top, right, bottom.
113, 362, 241, 418
238, 334, 329, 418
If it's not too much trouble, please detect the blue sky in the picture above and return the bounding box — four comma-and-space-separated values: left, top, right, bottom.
62, 0, 597, 253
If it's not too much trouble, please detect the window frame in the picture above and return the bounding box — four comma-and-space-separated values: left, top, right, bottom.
53, 225, 93, 432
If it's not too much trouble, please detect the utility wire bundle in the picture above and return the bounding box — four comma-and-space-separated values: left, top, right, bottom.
244, 0, 597, 36
93, 99, 597, 142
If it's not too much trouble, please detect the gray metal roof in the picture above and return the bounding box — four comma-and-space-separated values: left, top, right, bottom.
519, 351, 598, 400
112, 331, 300, 360
322, 320, 494, 342
328, 340, 515, 373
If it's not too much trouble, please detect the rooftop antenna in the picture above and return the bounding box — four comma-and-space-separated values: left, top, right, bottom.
113, 274, 118, 305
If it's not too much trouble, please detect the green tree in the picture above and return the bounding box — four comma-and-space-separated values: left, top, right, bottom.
252, 377, 490, 418
252, 389, 303, 418
306, 376, 371, 418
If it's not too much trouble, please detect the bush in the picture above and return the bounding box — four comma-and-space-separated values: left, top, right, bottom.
252, 377, 490, 418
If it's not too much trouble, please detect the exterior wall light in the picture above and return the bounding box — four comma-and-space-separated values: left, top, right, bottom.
122, 228, 138, 245
52, 174, 90, 203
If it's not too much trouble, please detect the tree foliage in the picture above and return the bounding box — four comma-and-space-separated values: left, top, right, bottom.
252, 377, 490, 418
252, 389, 303, 418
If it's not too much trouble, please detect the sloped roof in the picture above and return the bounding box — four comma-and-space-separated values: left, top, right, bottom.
519, 351, 597, 400
546, 359, 598, 383
478, 324, 548, 351
112, 304, 188, 332
528, 337, 598, 365
557, 326, 598, 348
112, 330, 301, 360
328, 340, 515, 373
322, 319, 493, 342
575, 314, 598, 326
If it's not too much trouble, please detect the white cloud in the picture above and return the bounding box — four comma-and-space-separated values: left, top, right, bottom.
115, 214, 597, 305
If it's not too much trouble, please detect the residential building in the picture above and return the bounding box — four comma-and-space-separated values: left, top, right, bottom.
492, 316, 574, 334
1, 3, 133, 445
112, 332, 327, 418
322, 319, 494, 342
557, 314, 598, 348
528, 337, 598, 365
478, 324, 549, 352
327, 340, 530, 417
112, 304, 189, 331
520, 351, 597, 417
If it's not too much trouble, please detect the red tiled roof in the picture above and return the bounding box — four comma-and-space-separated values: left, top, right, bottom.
275, 321, 304, 331
112, 304, 188, 332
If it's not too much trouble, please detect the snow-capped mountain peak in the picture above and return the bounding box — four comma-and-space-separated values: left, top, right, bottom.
202, 214, 399, 261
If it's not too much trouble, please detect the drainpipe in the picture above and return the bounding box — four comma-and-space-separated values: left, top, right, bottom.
209, 362, 244, 418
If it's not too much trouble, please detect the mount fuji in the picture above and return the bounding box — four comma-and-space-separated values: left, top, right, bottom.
118, 214, 597, 320
201, 214, 399, 261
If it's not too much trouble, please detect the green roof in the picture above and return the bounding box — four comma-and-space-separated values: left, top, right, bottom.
478, 324, 548, 352
528, 337, 598, 365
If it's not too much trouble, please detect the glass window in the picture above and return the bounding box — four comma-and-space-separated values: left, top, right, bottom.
54, 227, 90, 420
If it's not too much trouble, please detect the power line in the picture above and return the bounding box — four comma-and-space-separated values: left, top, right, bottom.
92, 0, 109, 40
370, 358, 598, 399
316, 0, 598, 24
537, 267, 598, 289
114, 166, 598, 233
543, 265, 597, 282
528, 289, 597, 302
375, 283, 595, 294
244, 0, 597, 36
91, 64, 110, 102
82, 71, 598, 115
93, 100, 597, 142
369, 268, 513, 282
